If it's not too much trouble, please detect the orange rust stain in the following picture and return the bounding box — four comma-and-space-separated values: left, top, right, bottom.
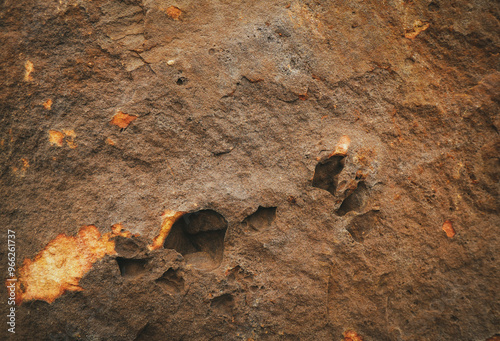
442, 220, 456, 238
148, 210, 185, 251
344, 330, 364, 341
165, 6, 182, 20
49, 130, 77, 148
330, 135, 351, 157
110, 111, 137, 129
43, 99, 53, 110
106, 137, 115, 146
14, 224, 133, 304
63, 129, 77, 149
405, 20, 430, 39
298, 92, 308, 100
24, 60, 34, 81
48, 130, 65, 147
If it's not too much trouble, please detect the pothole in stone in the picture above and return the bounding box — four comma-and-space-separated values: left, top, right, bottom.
312, 155, 346, 195
242, 206, 277, 231
155, 268, 184, 294
336, 181, 369, 216
163, 210, 228, 270
176, 77, 188, 85
116, 258, 147, 278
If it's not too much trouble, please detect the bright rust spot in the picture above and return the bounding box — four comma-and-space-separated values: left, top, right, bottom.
405, 20, 430, 39
166, 6, 182, 20
43, 99, 53, 110
49, 130, 77, 148
148, 210, 185, 251
442, 220, 456, 238
63, 129, 77, 149
344, 330, 364, 341
110, 111, 138, 129
48, 130, 65, 147
330, 135, 351, 157
24, 60, 34, 81
14, 224, 133, 304
106, 137, 115, 146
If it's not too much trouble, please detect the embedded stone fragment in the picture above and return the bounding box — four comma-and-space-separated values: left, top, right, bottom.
110, 111, 138, 129
330, 135, 351, 157
442, 220, 456, 238
405, 20, 430, 39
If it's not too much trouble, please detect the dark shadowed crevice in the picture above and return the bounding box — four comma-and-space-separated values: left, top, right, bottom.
164, 210, 228, 270
336, 181, 369, 216
116, 258, 147, 278
312, 155, 346, 195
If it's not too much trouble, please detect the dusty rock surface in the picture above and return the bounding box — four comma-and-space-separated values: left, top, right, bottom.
1, 0, 499, 340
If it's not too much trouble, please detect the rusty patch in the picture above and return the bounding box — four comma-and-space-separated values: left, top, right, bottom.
14, 224, 133, 304
48, 130, 77, 148
166, 6, 183, 20
24, 60, 34, 81
442, 220, 456, 238
43, 99, 53, 110
344, 330, 364, 341
110, 111, 138, 129
405, 20, 430, 39
48, 130, 65, 147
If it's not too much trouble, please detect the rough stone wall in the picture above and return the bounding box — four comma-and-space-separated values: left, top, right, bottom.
0, 0, 499, 340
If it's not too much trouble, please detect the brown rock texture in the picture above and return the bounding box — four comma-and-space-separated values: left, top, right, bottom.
1, 0, 499, 340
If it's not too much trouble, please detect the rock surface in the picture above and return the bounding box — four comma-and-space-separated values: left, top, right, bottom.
0, 0, 499, 340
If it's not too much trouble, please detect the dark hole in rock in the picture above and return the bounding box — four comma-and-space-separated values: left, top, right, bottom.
176, 77, 188, 85
155, 268, 185, 294
242, 206, 276, 231
164, 210, 228, 270
210, 293, 234, 315
312, 155, 346, 195
428, 1, 440, 11
336, 182, 369, 216
135, 323, 158, 341
116, 258, 147, 278
346, 210, 381, 242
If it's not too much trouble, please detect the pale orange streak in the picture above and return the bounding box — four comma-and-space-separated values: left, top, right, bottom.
148, 210, 185, 251
15, 225, 132, 304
